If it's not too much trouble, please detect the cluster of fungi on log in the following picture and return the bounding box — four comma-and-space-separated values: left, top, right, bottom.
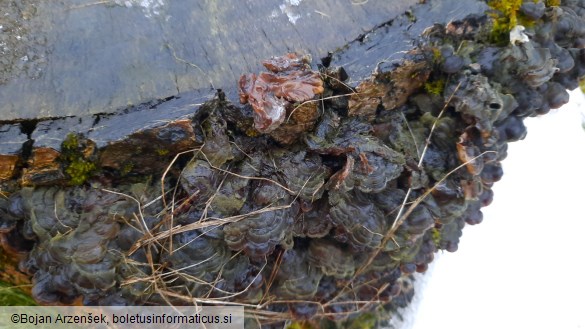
1, 1, 585, 328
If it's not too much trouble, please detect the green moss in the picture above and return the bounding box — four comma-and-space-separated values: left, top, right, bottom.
405, 10, 416, 23
346, 313, 377, 329
431, 227, 441, 246
156, 148, 170, 156
487, 0, 523, 44
60, 133, 98, 186
287, 321, 317, 329
65, 160, 96, 185
245, 127, 261, 137
285, 313, 377, 329
423, 48, 446, 96
120, 162, 134, 176
579, 77, 585, 94
0, 282, 36, 306
424, 79, 445, 96
432, 48, 442, 63
545, 0, 561, 6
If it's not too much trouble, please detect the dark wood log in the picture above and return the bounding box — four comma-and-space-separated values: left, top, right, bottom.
0, 0, 490, 186
0, 0, 439, 121
0, 125, 27, 182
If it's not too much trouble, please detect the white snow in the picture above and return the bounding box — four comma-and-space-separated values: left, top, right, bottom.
409, 88, 585, 329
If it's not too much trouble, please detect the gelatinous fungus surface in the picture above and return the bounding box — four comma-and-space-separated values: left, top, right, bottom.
239, 53, 324, 133
1, 1, 585, 328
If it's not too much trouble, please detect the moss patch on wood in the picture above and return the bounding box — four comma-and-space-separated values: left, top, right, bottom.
488, 0, 523, 44
60, 133, 97, 186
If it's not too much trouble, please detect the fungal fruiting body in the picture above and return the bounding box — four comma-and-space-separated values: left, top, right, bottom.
239, 53, 324, 133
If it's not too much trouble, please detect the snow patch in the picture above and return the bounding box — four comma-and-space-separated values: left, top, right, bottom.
270, 0, 303, 25
113, 0, 166, 18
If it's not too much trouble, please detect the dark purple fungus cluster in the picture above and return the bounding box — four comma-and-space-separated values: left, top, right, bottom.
1, 1, 585, 328
5, 187, 129, 304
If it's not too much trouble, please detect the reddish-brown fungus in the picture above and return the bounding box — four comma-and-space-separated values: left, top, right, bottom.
239, 53, 324, 133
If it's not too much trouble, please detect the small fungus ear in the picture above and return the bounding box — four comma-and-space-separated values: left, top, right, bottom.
238, 53, 323, 133
261, 53, 305, 73
238, 74, 255, 104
